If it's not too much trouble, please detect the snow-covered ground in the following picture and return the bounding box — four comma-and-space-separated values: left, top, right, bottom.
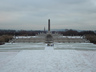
0, 43, 96, 72
0, 43, 45, 51
62, 36, 84, 38
54, 43, 96, 50
15, 36, 84, 39
15, 36, 37, 39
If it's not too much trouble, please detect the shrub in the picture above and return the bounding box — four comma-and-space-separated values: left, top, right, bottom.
0, 35, 13, 42
0, 37, 5, 42
85, 34, 96, 44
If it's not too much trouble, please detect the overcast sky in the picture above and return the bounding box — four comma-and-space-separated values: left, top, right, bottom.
0, 0, 96, 30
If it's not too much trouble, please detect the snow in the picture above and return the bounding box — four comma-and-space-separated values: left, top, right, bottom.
0, 43, 45, 51
0, 43, 96, 72
15, 36, 83, 39
78, 51, 96, 71
62, 36, 83, 38
54, 43, 96, 50
45, 46, 54, 50
0, 52, 18, 68
15, 36, 37, 39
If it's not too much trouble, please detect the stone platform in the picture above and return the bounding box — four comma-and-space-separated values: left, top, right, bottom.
0, 43, 96, 72
0, 50, 95, 72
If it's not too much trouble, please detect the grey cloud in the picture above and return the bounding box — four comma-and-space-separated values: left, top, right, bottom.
55, 0, 87, 5
0, 0, 96, 30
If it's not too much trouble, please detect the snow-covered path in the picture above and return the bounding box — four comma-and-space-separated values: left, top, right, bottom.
45, 46, 54, 50
0, 50, 95, 72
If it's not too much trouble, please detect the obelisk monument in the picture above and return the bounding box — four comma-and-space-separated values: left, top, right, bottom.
48, 19, 50, 32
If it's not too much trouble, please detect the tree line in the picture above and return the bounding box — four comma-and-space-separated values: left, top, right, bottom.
59, 29, 96, 36
0, 30, 42, 36
0, 29, 96, 36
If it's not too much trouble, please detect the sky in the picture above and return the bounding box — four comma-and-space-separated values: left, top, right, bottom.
0, 0, 96, 30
